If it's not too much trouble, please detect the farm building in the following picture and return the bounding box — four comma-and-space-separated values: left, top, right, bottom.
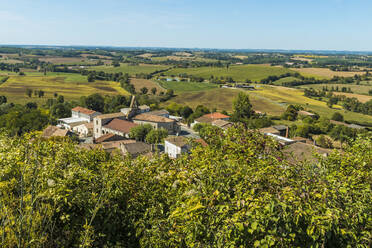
192, 112, 230, 126
298, 110, 317, 119
93, 112, 126, 139
120, 142, 152, 158
58, 106, 101, 130
42, 125, 73, 139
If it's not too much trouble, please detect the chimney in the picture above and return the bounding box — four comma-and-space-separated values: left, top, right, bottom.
285, 127, 289, 138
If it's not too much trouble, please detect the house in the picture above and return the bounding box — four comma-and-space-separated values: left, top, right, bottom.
73, 122, 93, 137
330, 120, 366, 130
147, 109, 170, 118
203, 112, 230, 121
58, 106, 101, 130
283, 142, 330, 164
71, 106, 102, 121
272, 125, 289, 137
120, 142, 152, 158
292, 136, 314, 144
298, 110, 317, 119
101, 119, 138, 138
93, 112, 126, 138
42, 125, 73, 138
211, 119, 233, 130
192, 112, 230, 127
133, 114, 180, 134
164, 136, 190, 158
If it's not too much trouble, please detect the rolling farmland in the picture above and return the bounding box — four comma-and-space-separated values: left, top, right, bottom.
87, 63, 170, 75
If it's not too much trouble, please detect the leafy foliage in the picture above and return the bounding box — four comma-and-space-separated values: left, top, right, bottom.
0, 127, 371, 247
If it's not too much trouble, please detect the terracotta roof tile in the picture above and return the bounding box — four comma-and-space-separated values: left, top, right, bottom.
96, 112, 125, 119
95, 133, 125, 143
165, 136, 188, 147
104, 119, 138, 134
134, 113, 174, 123
71, 106, 98, 115
203, 112, 229, 120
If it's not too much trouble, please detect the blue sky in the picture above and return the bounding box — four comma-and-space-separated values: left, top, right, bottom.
0, 0, 371, 50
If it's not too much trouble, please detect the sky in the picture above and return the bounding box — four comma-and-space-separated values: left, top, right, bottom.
0, 0, 371, 51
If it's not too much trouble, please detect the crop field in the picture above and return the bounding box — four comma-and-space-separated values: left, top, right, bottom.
87, 63, 170, 75
38, 57, 97, 65
163, 64, 293, 82
158, 80, 218, 92
169, 88, 285, 115
248, 85, 372, 124
0, 58, 23, 64
0, 73, 129, 105
292, 68, 366, 79
332, 92, 372, 103
299, 84, 372, 95
130, 78, 165, 93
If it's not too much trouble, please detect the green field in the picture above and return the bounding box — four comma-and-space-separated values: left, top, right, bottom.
163, 64, 293, 82
0, 73, 129, 105
299, 84, 372, 95
87, 63, 170, 75
272, 76, 301, 85
168, 84, 372, 124
158, 80, 217, 92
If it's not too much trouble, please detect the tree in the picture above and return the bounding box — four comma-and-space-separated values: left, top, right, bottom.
316, 135, 333, 148
231, 92, 253, 122
140, 87, 148, 95
26, 88, 33, 98
0, 95, 7, 105
57, 95, 65, 103
112, 60, 120, 67
87, 73, 95, 82
129, 124, 153, 141
25, 102, 38, 109
151, 87, 157, 95
166, 89, 174, 97
180, 106, 193, 119
82, 94, 105, 112
50, 103, 71, 118
37, 90, 45, 98
145, 128, 168, 144
281, 105, 298, 121
331, 112, 344, 122
54, 92, 58, 98
327, 97, 338, 108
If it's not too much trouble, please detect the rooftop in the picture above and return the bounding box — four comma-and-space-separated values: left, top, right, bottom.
96, 112, 125, 120
148, 109, 169, 116
272, 125, 288, 131
298, 110, 316, 116
72, 106, 98, 115
121, 142, 152, 156
194, 116, 214, 124
58, 117, 88, 124
165, 136, 188, 147
203, 112, 229, 120
283, 142, 331, 163
258, 127, 281, 135
211, 119, 233, 129
42, 125, 70, 138
134, 113, 174, 123
95, 133, 125, 143
103, 119, 138, 133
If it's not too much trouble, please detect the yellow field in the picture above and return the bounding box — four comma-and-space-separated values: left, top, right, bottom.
333, 92, 372, 103
0, 74, 129, 105
292, 68, 366, 79
130, 78, 165, 93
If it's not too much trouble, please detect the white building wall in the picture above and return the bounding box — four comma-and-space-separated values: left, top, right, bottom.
165, 141, 182, 159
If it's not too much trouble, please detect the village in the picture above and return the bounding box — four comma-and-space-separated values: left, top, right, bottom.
40, 95, 336, 161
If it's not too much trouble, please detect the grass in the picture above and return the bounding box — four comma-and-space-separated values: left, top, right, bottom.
291, 68, 366, 79
87, 63, 170, 75
0, 73, 129, 105
299, 83, 372, 95
158, 80, 218, 92
332, 92, 372, 103
163, 64, 293, 82
272, 76, 301, 86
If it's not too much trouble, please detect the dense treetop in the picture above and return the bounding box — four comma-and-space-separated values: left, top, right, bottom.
0, 125, 371, 247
